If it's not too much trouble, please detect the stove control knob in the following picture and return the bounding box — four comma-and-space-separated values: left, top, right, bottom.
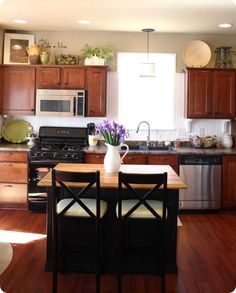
65, 153, 71, 159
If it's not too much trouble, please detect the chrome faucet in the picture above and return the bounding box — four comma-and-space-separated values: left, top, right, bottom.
136, 121, 151, 147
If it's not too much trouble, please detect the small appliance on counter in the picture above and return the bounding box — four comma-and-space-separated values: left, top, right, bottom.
87, 123, 98, 146
222, 133, 233, 148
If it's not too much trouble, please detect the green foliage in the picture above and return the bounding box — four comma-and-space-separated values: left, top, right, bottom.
81, 44, 113, 61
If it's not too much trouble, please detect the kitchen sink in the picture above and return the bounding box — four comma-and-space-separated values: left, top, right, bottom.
121, 145, 173, 151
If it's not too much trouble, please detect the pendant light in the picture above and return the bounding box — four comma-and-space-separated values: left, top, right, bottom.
140, 28, 156, 77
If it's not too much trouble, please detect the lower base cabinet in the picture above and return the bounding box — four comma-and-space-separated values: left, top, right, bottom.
147, 154, 179, 174
222, 156, 236, 208
0, 183, 28, 209
84, 153, 179, 173
0, 151, 28, 209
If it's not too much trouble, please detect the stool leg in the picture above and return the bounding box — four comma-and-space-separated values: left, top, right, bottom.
161, 274, 165, 293
117, 274, 121, 293
52, 271, 57, 293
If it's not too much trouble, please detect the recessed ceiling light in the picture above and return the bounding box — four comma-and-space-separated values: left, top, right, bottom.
78, 19, 91, 25
14, 19, 27, 24
218, 23, 232, 28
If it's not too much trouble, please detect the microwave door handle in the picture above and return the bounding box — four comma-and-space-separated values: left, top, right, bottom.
73, 96, 77, 116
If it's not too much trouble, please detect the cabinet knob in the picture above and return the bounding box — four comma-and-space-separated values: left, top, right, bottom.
4, 184, 13, 188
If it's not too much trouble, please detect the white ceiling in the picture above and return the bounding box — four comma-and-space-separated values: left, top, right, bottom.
0, 0, 236, 34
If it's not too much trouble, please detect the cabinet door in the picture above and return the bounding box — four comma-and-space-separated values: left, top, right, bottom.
0, 162, 28, 183
122, 153, 146, 164
212, 70, 235, 118
147, 154, 179, 174
84, 153, 105, 164
61, 67, 85, 89
0, 68, 3, 114
86, 67, 107, 117
186, 69, 211, 118
0, 183, 28, 209
36, 67, 61, 89
3, 66, 35, 115
0, 151, 28, 162
222, 156, 236, 208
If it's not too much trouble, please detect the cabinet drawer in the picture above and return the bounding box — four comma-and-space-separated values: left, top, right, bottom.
84, 153, 105, 164
123, 154, 146, 164
0, 152, 28, 162
0, 183, 27, 209
147, 154, 179, 165
0, 162, 28, 183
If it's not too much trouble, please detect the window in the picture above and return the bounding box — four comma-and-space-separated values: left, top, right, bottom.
117, 52, 176, 129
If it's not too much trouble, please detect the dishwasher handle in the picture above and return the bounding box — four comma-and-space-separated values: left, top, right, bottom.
180, 155, 222, 165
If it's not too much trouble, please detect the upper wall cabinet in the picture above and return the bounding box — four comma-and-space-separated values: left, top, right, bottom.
0, 65, 108, 117
1, 66, 35, 115
184, 68, 235, 119
36, 66, 86, 89
86, 66, 107, 117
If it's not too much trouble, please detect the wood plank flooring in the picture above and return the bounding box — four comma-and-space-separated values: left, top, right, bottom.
0, 210, 236, 293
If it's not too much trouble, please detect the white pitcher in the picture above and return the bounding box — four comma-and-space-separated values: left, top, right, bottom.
104, 143, 129, 173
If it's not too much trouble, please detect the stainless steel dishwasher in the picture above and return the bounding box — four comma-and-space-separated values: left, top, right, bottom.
179, 155, 222, 210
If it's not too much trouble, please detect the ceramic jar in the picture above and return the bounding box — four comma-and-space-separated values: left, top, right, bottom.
26, 44, 41, 64
222, 133, 233, 148
40, 51, 50, 64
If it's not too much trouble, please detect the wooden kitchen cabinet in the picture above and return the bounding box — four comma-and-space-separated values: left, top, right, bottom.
84, 153, 105, 164
147, 154, 179, 174
222, 155, 236, 208
86, 66, 108, 117
36, 66, 86, 89
0, 151, 28, 209
122, 153, 146, 164
84, 152, 146, 165
1, 66, 35, 115
0, 68, 3, 113
185, 68, 235, 119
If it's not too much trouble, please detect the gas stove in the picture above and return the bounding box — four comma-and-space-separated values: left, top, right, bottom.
30, 126, 88, 164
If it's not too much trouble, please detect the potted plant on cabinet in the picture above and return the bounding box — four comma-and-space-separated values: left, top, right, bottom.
81, 44, 113, 65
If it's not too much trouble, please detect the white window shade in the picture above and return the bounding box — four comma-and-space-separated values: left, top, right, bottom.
117, 52, 176, 130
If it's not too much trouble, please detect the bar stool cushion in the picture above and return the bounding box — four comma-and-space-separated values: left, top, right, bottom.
116, 199, 167, 219
57, 198, 108, 218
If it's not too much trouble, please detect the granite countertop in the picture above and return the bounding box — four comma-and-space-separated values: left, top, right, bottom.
1, 142, 236, 155
83, 145, 236, 155
0, 142, 31, 152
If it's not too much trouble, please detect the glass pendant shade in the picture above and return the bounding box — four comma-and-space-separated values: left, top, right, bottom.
139, 62, 156, 77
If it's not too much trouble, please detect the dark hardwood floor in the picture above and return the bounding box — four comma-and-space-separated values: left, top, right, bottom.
0, 210, 236, 293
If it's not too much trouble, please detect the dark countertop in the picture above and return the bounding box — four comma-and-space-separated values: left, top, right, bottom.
1, 142, 236, 155
83, 145, 236, 155
0, 142, 31, 152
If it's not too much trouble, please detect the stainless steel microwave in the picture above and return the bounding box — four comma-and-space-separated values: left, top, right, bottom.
36, 89, 85, 117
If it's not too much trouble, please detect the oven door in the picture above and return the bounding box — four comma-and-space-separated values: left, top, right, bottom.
28, 162, 55, 212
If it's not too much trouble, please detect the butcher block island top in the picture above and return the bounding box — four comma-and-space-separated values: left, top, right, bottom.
38, 163, 187, 189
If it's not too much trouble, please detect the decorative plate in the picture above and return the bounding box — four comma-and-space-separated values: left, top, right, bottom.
182, 40, 211, 67
2, 120, 32, 143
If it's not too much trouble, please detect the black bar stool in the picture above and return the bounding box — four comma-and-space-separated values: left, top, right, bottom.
51, 169, 108, 293
116, 171, 168, 293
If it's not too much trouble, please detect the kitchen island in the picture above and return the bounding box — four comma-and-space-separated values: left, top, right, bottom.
38, 163, 187, 274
